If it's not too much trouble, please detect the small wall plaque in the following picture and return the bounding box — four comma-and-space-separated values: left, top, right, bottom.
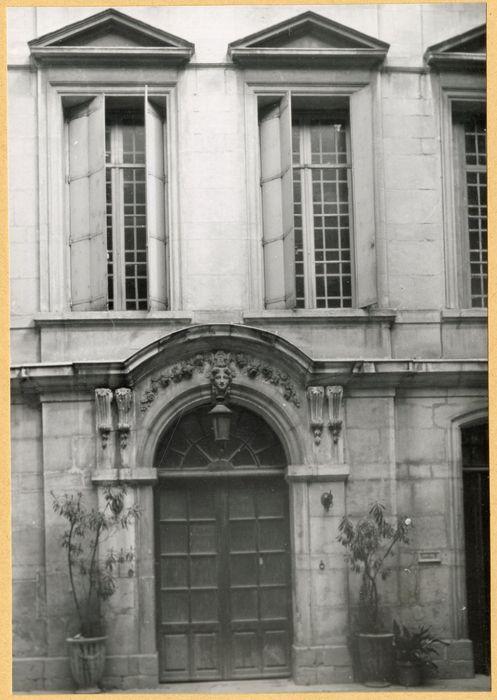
418, 551, 441, 564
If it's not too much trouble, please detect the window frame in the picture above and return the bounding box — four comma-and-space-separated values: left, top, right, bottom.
40, 74, 180, 313
452, 108, 487, 309
245, 77, 379, 313
439, 85, 486, 310
291, 108, 354, 309
105, 99, 148, 310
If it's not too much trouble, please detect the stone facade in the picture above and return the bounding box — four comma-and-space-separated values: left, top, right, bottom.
9, 4, 487, 692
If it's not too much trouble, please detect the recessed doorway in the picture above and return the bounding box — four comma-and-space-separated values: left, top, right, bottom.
462, 422, 490, 675
154, 405, 292, 682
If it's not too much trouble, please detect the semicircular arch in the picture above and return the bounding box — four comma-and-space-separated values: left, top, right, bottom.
137, 382, 305, 470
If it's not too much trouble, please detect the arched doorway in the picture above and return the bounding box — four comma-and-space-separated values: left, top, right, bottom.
154, 404, 292, 682
461, 421, 490, 675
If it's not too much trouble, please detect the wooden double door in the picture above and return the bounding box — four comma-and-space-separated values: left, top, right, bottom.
156, 477, 292, 682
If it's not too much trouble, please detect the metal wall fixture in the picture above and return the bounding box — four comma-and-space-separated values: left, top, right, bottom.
320, 490, 333, 512
209, 403, 233, 443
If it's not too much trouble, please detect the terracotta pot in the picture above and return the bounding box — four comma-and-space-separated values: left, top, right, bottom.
66, 635, 107, 693
396, 661, 423, 687
358, 632, 395, 687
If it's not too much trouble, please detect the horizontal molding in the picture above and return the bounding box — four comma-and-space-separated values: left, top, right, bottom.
441, 309, 488, 323
286, 463, 350, 482
229, 47, 387, 69
30, 46, 193, 66
92, 468, 157, 485
10, 358, 487, 395
243, 309, 397, 324
33, 312, 193, 327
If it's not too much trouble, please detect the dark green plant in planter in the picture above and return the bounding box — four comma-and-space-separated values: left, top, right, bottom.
337, 502, 412, 686
52, 486, 140, 692
393, 620, 448, 687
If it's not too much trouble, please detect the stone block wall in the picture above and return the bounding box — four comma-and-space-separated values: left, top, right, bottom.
11, 401, 46, 661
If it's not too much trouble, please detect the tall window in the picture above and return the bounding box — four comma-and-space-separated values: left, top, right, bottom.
105, 100, 148, 310
257, 89, 376, 311
453, 110, 487, 308
65, 93, 168, 311
292, 114, 352, 308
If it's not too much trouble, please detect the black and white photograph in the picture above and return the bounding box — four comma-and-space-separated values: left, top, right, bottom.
8, 2, 489, 694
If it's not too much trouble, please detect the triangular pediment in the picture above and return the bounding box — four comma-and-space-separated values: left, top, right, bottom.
228, 11, 389, 68
29, 9, 194, 65
425, 24, 485, 71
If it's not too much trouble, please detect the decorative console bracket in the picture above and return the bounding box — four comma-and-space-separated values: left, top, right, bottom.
95, 388, 113, 450
326, 385, 343, 444
115, 388, 133, 449
307, 386, 324, 445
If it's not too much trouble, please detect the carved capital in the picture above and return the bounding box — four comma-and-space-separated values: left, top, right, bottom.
115, 388, 133, 449
307, 386, 324, 445
95, 388, 113, 449
326, 385, 343, 443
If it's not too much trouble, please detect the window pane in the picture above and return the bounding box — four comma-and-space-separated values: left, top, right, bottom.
311, 165, 352, 307
463, 116, 487, 307
106, 106, 148, 310
293, 110, 352, 309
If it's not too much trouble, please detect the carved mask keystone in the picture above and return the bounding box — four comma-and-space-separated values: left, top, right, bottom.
209, 351, 234, 402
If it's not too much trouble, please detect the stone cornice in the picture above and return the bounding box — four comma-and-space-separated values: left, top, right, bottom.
33, 312, 193, 327
229, 47, 387, 69
10, 321, 487, 395
11, 358, 488, 395
243, 309, 397, 325
29, 46, 194, 67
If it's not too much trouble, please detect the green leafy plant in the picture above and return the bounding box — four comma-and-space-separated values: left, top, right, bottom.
337, 502, 412, 633
393, 620, 448, 669
52, 486, 140, 637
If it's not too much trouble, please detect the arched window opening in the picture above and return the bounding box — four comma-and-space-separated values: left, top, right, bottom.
154, 404, 287, 472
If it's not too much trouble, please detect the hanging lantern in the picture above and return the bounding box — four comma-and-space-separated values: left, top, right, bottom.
209, 403, 232, 442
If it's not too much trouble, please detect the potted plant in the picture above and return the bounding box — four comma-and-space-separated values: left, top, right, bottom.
52, 486, 140, 693
393, 620, 448, 687
337, 502, 412, 687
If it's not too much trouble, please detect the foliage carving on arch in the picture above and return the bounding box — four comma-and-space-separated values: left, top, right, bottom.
140, 350, 301, 412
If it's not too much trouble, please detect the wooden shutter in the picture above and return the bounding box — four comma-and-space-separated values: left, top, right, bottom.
259, 93, 295, 309
146, 97, 168, 310
67, 95, 107, 310
279, 93, 296, 309
350, 85, 377, 308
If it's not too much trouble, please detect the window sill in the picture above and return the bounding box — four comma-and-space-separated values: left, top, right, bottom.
441, 309, 487, 323
33, 311, 193, 328
243, 309, 397, 324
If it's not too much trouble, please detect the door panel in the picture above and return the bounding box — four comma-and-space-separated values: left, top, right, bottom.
157, 478, 291, 681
